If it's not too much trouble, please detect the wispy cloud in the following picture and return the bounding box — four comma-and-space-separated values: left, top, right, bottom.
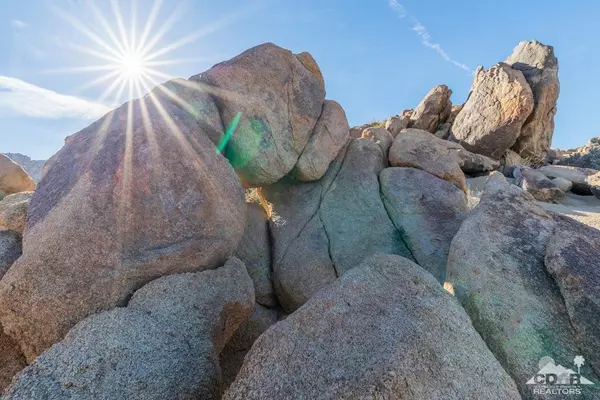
10, 19, 28, 29
0, 76, 111, 119
387, 0, 471, 73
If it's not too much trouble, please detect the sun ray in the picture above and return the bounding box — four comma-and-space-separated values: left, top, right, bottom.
130, 0, 138, 57
143, 14, 240, 62
52, 0, 254, 107
136, 0, 163, 55
98, 75, 126, 105
110, 0, 132, 54
67, 42, 122, 65
88, 0, 128, 56
52, 6, 124, 61
40, 65, 121, 74
74, 69, 124, 93
137, 2, 186, 59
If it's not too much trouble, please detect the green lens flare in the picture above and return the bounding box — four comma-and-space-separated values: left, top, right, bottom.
217, 112, 242, 154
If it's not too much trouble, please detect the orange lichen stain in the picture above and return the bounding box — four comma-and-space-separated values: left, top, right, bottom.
443, 282, 455, 296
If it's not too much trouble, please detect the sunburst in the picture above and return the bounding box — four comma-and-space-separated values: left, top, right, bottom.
46, 0, 246, 107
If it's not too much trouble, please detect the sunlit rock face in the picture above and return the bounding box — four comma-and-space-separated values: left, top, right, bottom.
0, 79, 246, 361
191, 43, 326, 187
0, 154, 36, 196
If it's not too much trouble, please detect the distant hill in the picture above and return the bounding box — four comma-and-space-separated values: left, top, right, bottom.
2, 153, 46, 182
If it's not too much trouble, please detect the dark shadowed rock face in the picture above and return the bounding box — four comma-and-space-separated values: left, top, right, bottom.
219, 303, 283, 391
234, 202, 277, 308
192, 43, 326, 187
3, 258, 255, 400
0, 78, 246, 361
545, 215, 600, 377
224, 254, 521, 400
506, 40, 559, 160
0, 230, 21, 279
0, 331, 25, 393
451, 63, 534, 159
380, 167, 468, 282
447, 174, 600, 398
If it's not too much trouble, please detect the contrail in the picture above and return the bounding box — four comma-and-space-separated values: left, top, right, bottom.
388, 0, 472, 73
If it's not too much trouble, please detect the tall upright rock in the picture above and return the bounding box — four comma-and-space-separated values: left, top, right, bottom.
506, 40, 560, 160
409, 85, 453, 133
0, 79, 246, 361
451, 63, 534, 159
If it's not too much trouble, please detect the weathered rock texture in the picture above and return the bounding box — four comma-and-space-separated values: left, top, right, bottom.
3, 258, 255, 400
447, 173, 600, 398
293, 100, 349, 181
360, 126, 393, 156
220, 304, 282, 390
559, 137, 600, 170
452, 63, 534, 159
380, 168, 468, 282
0, 79, 246, 361
234, 202, 277, 308
0, 155, 35, 196
0, 192, 33, 235
192, 43, 325, 186
506, 40, 559, 159
224, 254, 521, 400
514, 166, 564, 202
0, 332, 26, 393
261, 138, 413, 312
2, 154, 45, 183
545, 216, 600, 376
389, 128, 467, 192
539, 165, 600, 195
409, 85, 453, 133
0, 230, 21, 279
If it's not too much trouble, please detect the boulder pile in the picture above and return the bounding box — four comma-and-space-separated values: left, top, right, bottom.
1, 40, 599, 400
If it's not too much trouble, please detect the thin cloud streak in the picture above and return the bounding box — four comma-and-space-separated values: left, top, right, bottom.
388, 0, 472, 73
0, 76, 111, 119
10, 19, 28, 29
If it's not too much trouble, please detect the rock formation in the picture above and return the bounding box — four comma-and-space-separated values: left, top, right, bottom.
506, 40, 560, 159
224, 254, 521, 400
2, 40, 599, 400
0, 79, 247, 360
1, 154, 45, 183
0, 155, 35, 197
0, 192, 33, 235
3, 258, 255, 399
452, 63, 534, 159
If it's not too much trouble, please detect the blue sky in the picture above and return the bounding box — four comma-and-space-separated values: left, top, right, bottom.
1, 0, 598, 160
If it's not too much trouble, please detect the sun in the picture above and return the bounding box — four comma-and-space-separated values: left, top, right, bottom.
45, 0, 241, 107
120, 53, 146, 80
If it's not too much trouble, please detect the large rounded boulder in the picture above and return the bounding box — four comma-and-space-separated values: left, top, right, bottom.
192, 43, 326, 186
224, 254, 521, 400
0, 79, 246, 360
